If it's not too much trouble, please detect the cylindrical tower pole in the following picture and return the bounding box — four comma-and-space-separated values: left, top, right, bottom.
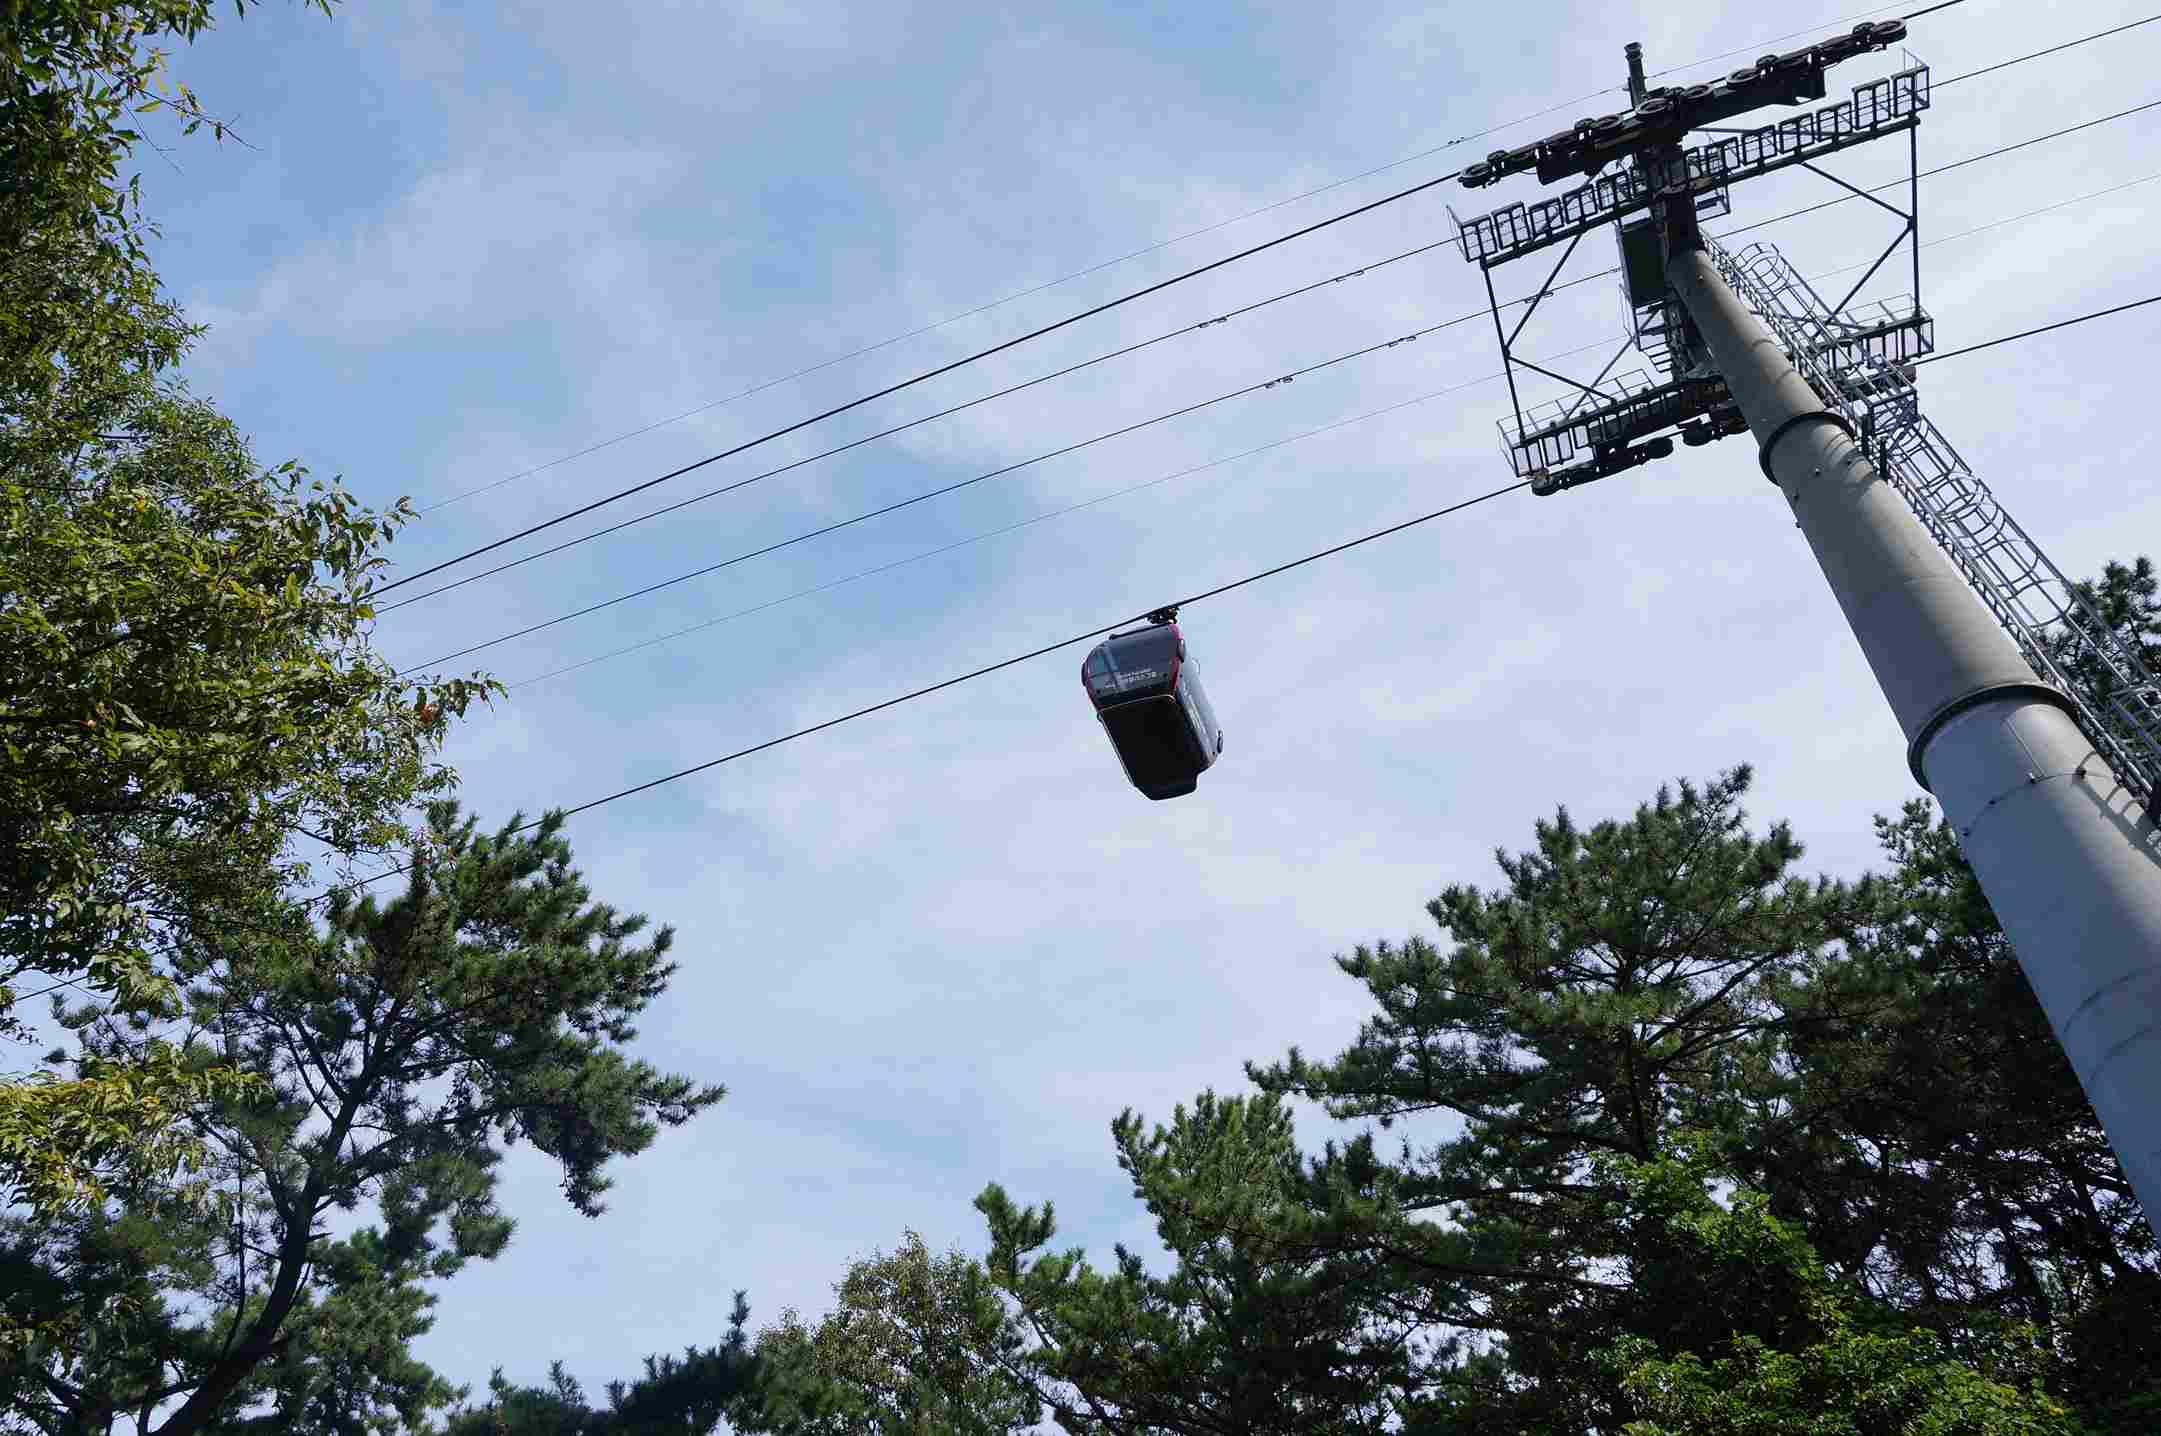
1666, 246, 2161, 1228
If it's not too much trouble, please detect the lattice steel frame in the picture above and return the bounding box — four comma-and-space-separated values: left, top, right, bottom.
1713, 240, 2161, 803
1458, 65, 1931, 266
1448, 32, 2161, 795
1458, 60, 1930, 488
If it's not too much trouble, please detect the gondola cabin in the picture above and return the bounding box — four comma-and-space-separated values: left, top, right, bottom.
1081, 618, 1224, 800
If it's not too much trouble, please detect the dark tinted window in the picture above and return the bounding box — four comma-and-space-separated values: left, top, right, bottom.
1180, 662, 1219, 748
1085, 626, 1179, 703
1106, 627, 1179, 671
1100, 696, 1198, 791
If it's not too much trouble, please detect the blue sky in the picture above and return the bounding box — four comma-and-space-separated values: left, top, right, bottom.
132, 0, 2161, 1406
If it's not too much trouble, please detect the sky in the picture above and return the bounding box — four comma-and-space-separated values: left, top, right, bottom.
127, 0, 2161, 1409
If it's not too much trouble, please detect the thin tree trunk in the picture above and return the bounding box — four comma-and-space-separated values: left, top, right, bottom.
150, 1080, 361, 1436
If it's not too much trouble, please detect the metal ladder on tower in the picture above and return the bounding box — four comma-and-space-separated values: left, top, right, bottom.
1709, 237, 2161, 808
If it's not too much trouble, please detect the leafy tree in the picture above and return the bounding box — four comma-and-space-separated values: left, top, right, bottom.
1, 373, 477, 995
452, 1243, 1039, 1436
2, 0, 241, 422
1, 373, 489, 1211
3, 0, 333, 479
741, 1232, 1041, 1436
2, 0, 478, 1222
0, 804, 726, 1436
1600, 1149, 2075, 1436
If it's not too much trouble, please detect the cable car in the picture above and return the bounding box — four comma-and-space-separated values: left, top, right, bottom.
1081, 608, 1224, 800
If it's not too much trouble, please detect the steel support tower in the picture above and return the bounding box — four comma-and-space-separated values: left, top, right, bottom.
1453, 19, 2161, 1226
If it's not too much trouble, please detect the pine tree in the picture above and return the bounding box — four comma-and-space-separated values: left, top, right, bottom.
974, 762, 2159, 1431
441, 1295, 757, 1436
2052, 556, 2161, 702
973, 770, 1873, 1432
1, 803, 725, 1436
1245, 769, 1870, 1430
1749, 801, 2160, 1431
978, 1094, 1409, 1435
